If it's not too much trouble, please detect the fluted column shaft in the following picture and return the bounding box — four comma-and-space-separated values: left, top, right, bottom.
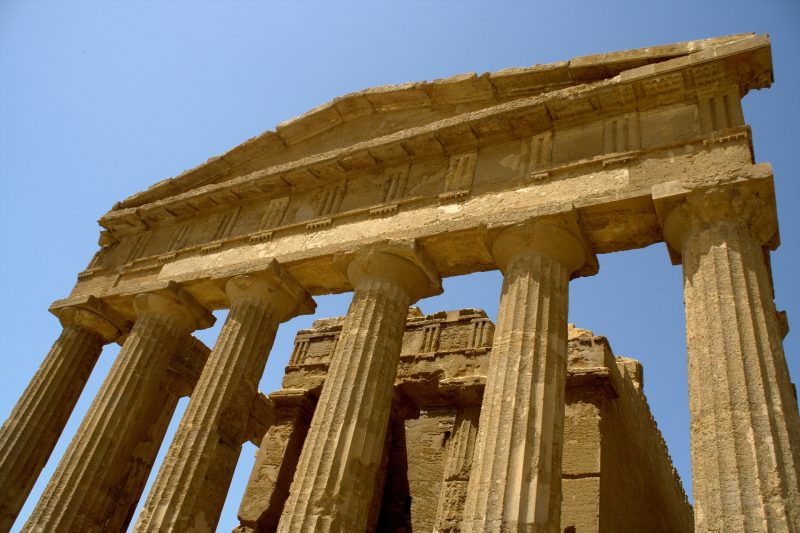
0, 299, 123, 531
463, 221, 591, 533
23, 284, 212, 533
278, 246, 440, 533
672, 209, 800, 531
136, 271, 313, 533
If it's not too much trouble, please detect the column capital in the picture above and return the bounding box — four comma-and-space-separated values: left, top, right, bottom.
50, 296, 128, 343
653, 163, 778, 264
343, 240, 442, 302
224, 261, 315, 322
488, 210, 597, 278
133, 281, 215, 335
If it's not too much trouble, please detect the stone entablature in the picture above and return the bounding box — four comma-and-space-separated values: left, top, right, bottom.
63, 34, 772, 322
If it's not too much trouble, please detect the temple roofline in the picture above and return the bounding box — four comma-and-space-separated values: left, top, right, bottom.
113, 33, 767, 213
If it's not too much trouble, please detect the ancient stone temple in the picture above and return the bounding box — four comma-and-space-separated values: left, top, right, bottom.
1, 33, 798, 532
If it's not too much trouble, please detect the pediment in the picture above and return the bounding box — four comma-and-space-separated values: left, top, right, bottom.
112, 33, 766, 213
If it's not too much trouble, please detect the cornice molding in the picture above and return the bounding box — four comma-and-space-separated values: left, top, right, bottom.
108, 33, 770, 215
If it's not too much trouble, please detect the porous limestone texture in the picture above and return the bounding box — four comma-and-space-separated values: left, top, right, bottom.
3, 34, 798, 533
276, 246, 441, 532
237, 389, 315, 532
462, 219, 594, 533
22, 284, 214, 533
235, 310, 693, 533
136, 268, 314, 532
561, 327, 694, 533
433, 403, 480, 532
659, 186, 800, 532
0, 298, 125, 530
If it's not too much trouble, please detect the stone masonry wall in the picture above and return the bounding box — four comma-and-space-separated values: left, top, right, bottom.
237, 309, 692, 532
563, 327, 694, 533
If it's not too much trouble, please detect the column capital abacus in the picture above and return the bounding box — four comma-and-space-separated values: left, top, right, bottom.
653, 163, 778, 264
343, 240, 442, 302
488, 210, 598, 279
224, 260, 316, 322
133, 281, 215, 335
50, 295, 128, 344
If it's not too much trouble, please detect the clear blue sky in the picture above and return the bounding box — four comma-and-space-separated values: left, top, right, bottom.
1, 1, 798, 531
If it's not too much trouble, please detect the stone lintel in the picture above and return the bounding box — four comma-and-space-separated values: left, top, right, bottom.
652, 162, 778, 265
265, 389, 318, 425
243, 392, 276, 447
566, 367, 618, 399
438, 376, 486, 406
62, 140, 756, 315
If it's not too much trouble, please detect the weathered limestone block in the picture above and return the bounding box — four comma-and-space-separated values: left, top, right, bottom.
22, 283, 213, 533
84, 336, 215, 532
433, 378, 482, 533
136, 266, 314, 533
562, 477, 601, 532
462, 217, 595, 533
434, 404, 480, 533
277, 243, 441, 533
657, 181, 800, 532
236, 389, 315, 533
561, 327, 693, 533
0, 297, 125, 531
243, 391, 278, 447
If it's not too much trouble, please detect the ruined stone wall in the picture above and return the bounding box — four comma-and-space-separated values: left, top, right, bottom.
561, 327, 694, 533
236, 310, 692, 532
600, 358, 694, 532
561, 381, 603, 531
392, 409, 452, 530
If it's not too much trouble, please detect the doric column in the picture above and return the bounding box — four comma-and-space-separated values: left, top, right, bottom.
97, 337, 213, 532
23, 282, 213, 533
0, 297, 125, 531
462, 217, 595, 533
236, 389, 316, 533
434, 379, 483, 533
277, 242, 441, 533
136, 264, 314, 532
656, 176, 800, 532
